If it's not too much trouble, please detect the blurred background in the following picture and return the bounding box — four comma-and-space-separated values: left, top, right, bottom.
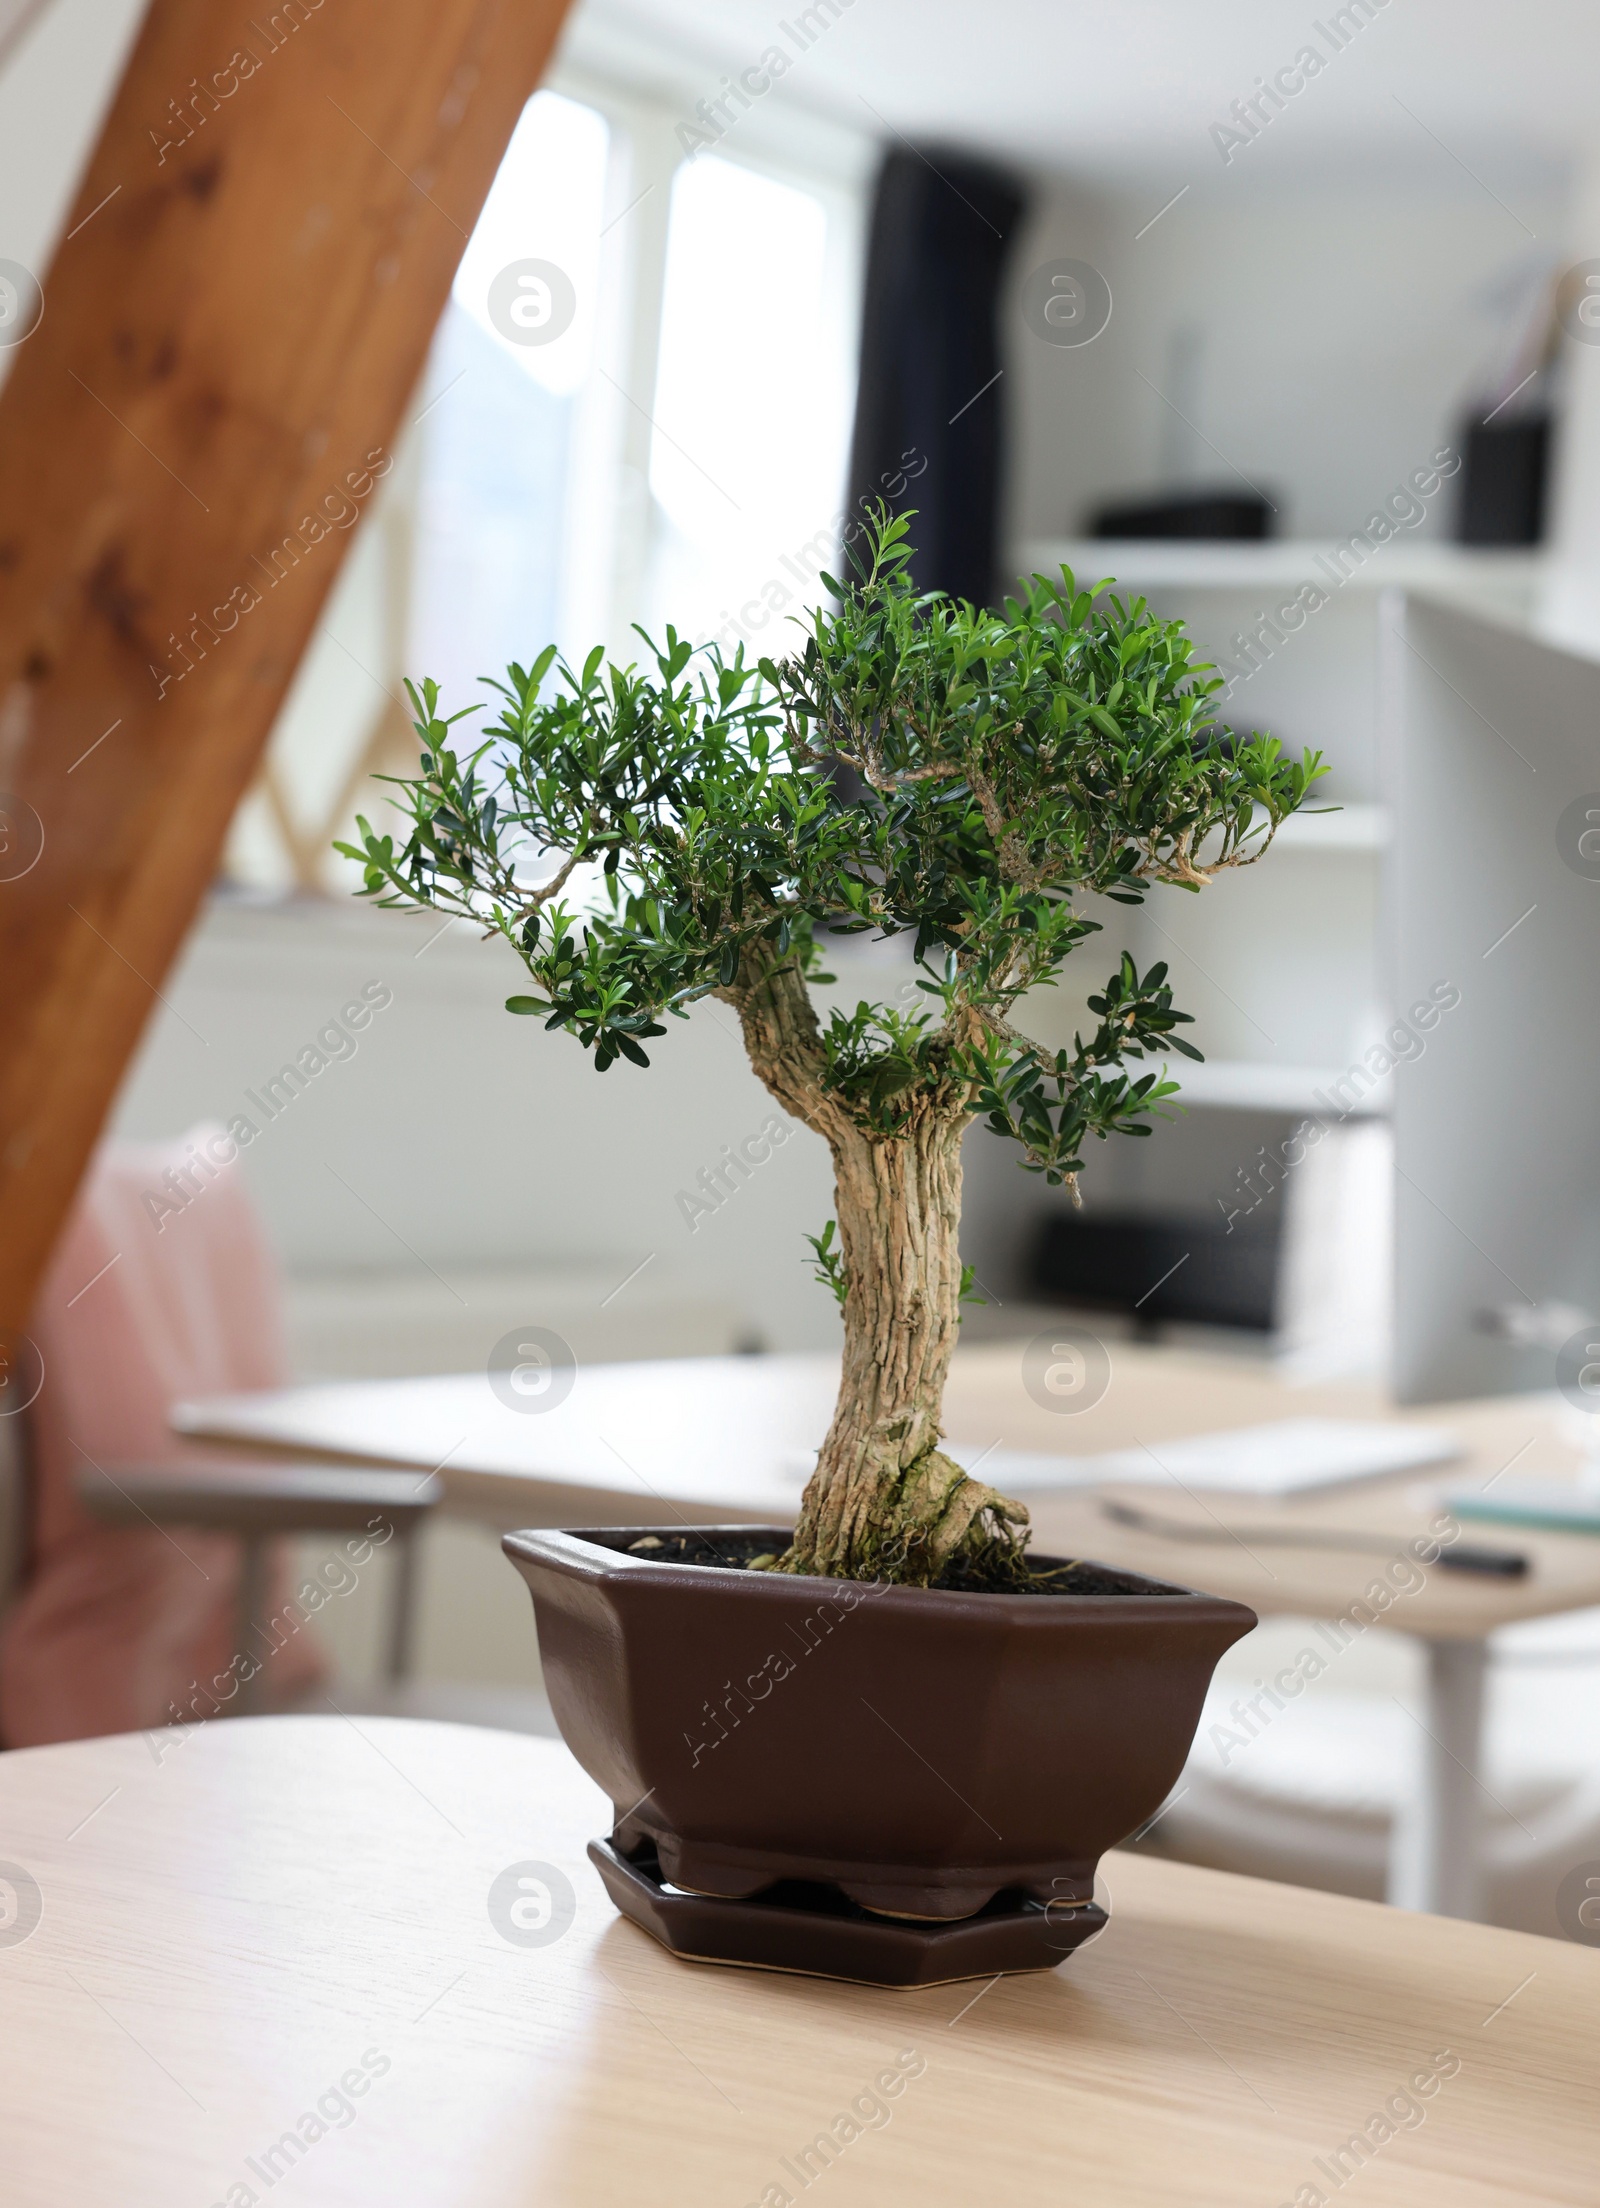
12, 0, 1595, 1374
7, 0, 1600, 1909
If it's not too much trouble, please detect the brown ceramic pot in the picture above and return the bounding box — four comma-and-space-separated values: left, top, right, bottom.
505, 1525, 1255, 1924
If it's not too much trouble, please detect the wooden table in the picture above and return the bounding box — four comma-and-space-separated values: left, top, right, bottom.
0, 1717, 1592, 2208
173, 1342, 1600, 1923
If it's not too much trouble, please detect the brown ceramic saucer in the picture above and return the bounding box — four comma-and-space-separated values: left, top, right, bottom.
589, 1834, 1111, 1988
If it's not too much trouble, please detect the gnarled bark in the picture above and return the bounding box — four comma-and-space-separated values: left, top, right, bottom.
788, 1108, 1030, 1582
721, 951, 1030, 1586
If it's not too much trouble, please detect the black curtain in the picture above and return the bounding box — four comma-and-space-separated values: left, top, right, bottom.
844, 147, 1026, 606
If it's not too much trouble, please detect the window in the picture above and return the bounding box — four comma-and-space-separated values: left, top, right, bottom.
224, 77, 866, 896
411, 91, 613, 710
643, 155, 849, 653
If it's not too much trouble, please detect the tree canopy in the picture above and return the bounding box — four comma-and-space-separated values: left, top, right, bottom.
339, 507, 1324, 1191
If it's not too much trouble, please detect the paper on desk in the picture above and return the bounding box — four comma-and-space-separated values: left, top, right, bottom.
786, 1420, 1459, 1497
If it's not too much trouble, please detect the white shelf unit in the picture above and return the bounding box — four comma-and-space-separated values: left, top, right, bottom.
1015, 538, 1544, 593
1272, 802, 1389, 853
1004, 541, 1539, 1118
956, 539, 1491, 1320
1170, 1059, 1386, 1116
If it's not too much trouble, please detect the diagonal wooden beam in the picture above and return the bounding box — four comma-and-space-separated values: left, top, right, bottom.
0, 0, 575, 1334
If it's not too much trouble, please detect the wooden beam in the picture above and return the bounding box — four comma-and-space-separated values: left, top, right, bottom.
0, 0, 575, 1334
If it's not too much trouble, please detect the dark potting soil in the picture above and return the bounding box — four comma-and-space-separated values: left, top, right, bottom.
619, 1529, 1180, 1598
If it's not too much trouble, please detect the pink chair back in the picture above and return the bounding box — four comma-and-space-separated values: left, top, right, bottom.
0, 1125, 327, 1745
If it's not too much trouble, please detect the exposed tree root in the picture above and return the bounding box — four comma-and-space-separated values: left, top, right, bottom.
780, 1441, 1033, 1590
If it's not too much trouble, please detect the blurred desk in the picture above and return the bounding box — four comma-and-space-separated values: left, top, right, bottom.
173, 1341, 1598, 1631
3, 1718, 1592, 2208
175, 1340, 1600, 1919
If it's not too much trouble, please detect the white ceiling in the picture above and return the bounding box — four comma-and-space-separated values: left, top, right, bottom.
570, 0, 1595, 193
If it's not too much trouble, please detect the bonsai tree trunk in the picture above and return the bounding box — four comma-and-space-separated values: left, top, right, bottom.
788, 1110, 1029, 1582
726, 954, 1029, 1586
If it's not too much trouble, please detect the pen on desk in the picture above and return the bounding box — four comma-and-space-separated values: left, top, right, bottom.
1097, 1499, 1529, 1577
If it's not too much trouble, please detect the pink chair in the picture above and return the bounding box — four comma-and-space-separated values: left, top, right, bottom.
0, 1125, 330, 1746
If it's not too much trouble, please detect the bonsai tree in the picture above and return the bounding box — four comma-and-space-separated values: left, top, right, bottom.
338, 508, 1324, 1590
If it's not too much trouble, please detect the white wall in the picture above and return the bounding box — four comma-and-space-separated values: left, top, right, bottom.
110, 896, 844, 1351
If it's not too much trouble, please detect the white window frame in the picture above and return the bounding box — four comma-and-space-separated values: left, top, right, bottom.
230, 57, 874, 894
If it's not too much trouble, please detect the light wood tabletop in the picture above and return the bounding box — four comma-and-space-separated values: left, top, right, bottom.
0, 1716, 1591, 2208
173, 1340, 1600, 1641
